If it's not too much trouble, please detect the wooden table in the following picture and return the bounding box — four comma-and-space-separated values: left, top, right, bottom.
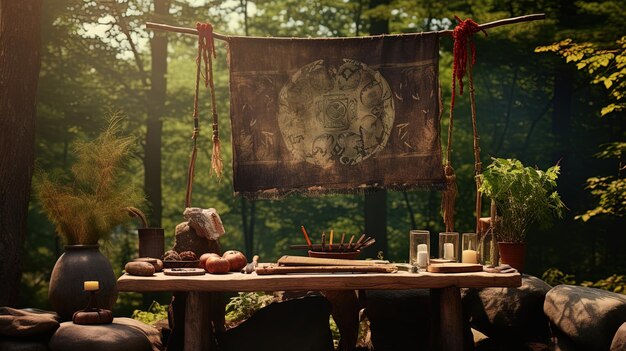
118, 269, 521, 351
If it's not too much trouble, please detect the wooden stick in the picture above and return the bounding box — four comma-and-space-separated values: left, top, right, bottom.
321, 232, 326, 252
347, 235, 355, 250
300, 225, 312, 248
355, 234, 366, 248
339, 233, 345, 251
359, 238, 377, 250
354, 237, 373, 250
145, 14, 545, 41
437, 13, 545, 36
329, 229, 334, 251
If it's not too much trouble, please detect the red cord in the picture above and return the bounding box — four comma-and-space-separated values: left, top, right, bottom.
450, 16, 487, 109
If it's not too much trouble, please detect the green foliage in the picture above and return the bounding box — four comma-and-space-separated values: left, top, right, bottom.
543, 268, 626, 295
535, 36, 626, 117
35, 115, 144, 245
581, 275, 626, 294
537, 37, 626, 222
131, 301, 169, 325
478, 158, 565, 242
225, 292, 275, 323
541, 267, 576, 286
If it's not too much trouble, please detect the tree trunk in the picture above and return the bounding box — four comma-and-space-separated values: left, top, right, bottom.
0, 0, 43, 306
145, 0, 170, 227
363, 0, 389, 258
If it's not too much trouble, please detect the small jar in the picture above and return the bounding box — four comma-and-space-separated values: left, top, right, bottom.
409, 230, 430, 270
461, 233, 479, 263
438, 232, 459, 262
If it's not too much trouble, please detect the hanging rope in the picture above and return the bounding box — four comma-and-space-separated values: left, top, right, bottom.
441, 16, 487, 232
185, 22, 222, 208
467, 55, 483, 233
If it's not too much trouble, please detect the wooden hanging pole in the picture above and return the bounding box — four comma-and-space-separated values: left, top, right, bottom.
144, 13, 545, 40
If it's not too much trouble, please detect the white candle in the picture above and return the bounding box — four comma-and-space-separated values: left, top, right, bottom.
443, 243, 455, 260
417, 251, 428, 268
84, 281, 99, 291
462, 250, 478, 264
417, 244, 428, 252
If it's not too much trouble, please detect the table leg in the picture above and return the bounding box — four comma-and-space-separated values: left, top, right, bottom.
185, 291, 211, 351
323, 290, 360, 351
431, 287, 463, 351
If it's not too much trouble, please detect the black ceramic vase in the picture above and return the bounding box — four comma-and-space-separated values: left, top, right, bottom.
48, 245, 118, 321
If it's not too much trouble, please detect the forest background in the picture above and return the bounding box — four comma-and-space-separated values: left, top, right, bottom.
14, 0, 625, 315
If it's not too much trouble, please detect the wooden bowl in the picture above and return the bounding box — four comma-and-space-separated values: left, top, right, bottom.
163, 260, 201, 269
308, 250, 361, 260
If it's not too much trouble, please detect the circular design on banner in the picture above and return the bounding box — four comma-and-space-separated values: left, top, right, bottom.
277, 59, 394, 168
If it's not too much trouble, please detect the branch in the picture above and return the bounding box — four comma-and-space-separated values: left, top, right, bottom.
109, 1, 149, 87
438, 13, 546, 36
144, 13, 545, 40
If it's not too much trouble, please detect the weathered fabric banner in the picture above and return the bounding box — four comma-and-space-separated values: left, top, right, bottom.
228, 33, 445, 198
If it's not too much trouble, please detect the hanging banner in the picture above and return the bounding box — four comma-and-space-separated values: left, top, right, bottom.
228, 32, 444, 198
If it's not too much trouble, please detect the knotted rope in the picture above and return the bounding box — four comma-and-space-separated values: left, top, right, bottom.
185, 22, 222, 208
442, 16, 487, 232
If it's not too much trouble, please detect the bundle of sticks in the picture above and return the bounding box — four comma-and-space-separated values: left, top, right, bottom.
289, 226, 376, 252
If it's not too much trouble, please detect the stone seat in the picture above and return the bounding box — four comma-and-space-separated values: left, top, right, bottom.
544, 285, 626, 351
48, 317, 162, 351
0, 307, 60, 351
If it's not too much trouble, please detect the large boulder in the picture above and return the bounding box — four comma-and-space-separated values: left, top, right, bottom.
48, 318, 162, 351
544, 285, 626, 351
217, 296, 334, 351
462, 275, 552, 344
611, 322, 626, 351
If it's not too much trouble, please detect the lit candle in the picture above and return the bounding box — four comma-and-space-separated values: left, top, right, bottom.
462, 250, 478, 264
417, 251, 429, 268
417, 244, 428, 253
84, 281, 99, 291
443, 243, 455, 260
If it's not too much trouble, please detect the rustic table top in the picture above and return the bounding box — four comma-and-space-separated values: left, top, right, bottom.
117, 267, 521, 292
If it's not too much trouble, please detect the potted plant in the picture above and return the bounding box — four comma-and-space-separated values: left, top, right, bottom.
36, 116, 143, 320
478, 158, 565, 271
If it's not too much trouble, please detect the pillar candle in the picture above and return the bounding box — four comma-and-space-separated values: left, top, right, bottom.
84, 281, 99, 291
417, 251, 428, 268
443, 243, 455, 260
417, 244, 428, 253
462, 250, 478, 264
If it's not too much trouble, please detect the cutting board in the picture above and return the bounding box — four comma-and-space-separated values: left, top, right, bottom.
163, 268, 206, 276
256, 264, 397, 275
277, 255, 388, 267
427, 263, 483, 273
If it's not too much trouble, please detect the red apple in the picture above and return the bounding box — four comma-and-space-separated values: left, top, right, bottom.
204, 257, 230, 274
222, 250, 247, 272
200, 253, 221, 267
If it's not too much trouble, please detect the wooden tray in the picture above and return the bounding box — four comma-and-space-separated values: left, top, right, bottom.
163, 268, 206, 276
163, 260, 200, 269
427, 263, 483, 273
277, 255, 388, 267
256, 264, 397, 275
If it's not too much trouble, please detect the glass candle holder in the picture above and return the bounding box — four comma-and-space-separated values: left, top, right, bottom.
438, 232, 459, 261
409, 230, 430, 270
461, 233, 479, 264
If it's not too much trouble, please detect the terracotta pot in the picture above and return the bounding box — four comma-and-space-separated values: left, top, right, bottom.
498, 242, 526, 272
48, 245, 118, 321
